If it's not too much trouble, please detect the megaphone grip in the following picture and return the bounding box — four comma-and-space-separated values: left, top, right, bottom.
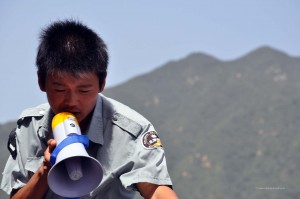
50, 134, 90, 166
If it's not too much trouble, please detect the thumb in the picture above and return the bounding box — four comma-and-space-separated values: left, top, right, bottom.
44, 139, 57, 163
48, 139, 57, 153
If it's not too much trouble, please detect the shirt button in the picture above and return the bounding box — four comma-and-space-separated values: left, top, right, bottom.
113, 115, 118, 121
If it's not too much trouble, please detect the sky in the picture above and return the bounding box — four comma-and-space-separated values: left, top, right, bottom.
0, 0, 299, 123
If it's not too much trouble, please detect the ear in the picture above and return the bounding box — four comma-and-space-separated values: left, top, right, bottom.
99, 78, 106, 93
37, 72, 46, 92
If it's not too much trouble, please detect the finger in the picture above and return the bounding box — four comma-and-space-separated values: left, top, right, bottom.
47, 139, 57, 153
44, 139, 56, 163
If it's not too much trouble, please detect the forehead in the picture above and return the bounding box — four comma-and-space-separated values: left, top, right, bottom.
46, 70, 99, 83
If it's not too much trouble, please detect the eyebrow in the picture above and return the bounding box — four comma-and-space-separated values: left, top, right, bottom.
78, 84, 94, 88
52, 82, 65, 86
51, 82, 94, 88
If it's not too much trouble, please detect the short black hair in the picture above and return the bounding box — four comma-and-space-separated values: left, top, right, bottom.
36, 19, 109, 87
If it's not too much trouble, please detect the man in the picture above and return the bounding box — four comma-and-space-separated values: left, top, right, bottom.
0, 20, 178, 199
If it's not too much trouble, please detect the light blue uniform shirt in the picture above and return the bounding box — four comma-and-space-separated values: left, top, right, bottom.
1, 94, 172, 199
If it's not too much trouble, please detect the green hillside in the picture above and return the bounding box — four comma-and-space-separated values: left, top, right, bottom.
0, 121, 17, 199
104, 46, 300, 199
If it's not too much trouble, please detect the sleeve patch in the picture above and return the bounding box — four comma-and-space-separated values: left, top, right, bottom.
142, 131, 163, 149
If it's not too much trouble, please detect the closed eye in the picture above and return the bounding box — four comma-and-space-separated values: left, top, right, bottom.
55, 89, 66, 92
79, 90, 91, 93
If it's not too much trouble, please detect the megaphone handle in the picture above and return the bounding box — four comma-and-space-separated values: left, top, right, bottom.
50, 134, 90, 166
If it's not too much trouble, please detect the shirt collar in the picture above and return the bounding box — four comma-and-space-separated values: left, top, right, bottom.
39, 96, 104, 145
85, 95, 104, 145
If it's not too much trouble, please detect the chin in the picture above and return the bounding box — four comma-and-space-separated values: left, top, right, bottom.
74, 114, 82, 121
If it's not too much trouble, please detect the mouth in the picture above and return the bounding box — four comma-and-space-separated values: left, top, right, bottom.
59, 110, 81, 118
70, 112, 80, 117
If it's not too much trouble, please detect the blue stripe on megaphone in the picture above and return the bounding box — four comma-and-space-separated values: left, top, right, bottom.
50, 134, 90, 166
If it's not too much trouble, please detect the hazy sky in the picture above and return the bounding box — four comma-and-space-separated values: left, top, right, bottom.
0, 0, 299, 123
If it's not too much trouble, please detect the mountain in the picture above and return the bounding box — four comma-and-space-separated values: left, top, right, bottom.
1, 46, 300, 199
0, 121, 17, 198
104, 46, 300, 199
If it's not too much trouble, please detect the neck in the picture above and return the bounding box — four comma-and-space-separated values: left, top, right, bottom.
79, 110, 94, 133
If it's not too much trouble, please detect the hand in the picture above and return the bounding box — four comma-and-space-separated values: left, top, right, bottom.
137, 183, 179, 199
11, 139, 57, 199
43, 139, 57, 170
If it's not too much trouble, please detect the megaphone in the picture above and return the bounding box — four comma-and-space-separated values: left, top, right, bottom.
48, 112, 103, 198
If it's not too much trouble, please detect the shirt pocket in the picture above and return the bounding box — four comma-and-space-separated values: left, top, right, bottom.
25, 156, 44, 177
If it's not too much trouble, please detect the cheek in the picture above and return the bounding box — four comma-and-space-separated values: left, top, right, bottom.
46, 93, 63, 112
82, 95, 98, 110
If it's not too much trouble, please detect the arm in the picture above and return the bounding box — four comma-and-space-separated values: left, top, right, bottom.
137, 182, 179, 199
10, 139, 56, 199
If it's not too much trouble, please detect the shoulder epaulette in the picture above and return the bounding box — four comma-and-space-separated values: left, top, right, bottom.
112, 112, 143, 138
17, 103, 50, 126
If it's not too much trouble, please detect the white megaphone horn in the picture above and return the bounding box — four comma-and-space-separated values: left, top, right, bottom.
48, 112, 103, 198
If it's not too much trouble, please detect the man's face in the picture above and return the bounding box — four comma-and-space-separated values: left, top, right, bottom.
39, 71, 103, 124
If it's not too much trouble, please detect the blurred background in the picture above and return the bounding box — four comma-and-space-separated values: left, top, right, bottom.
0, 1, 299, 198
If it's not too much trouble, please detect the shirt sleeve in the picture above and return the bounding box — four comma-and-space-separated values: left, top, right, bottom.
1, 125, 26, 194
0, 121, 44, 195
119, 125, 173, 190
1, 156, 25, 194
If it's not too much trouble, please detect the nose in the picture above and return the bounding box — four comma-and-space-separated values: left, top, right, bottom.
64, 91, 79, 108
